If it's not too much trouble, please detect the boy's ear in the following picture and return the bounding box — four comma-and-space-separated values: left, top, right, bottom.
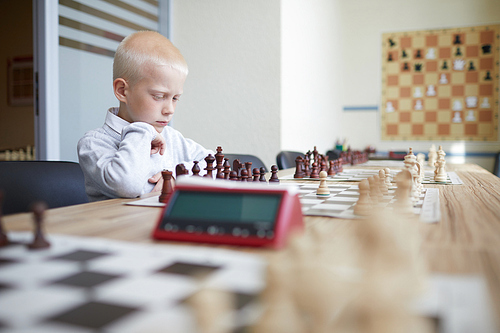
113, 78, 128, 103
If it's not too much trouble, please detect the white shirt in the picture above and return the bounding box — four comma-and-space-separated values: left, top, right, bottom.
78, 107, 212, 201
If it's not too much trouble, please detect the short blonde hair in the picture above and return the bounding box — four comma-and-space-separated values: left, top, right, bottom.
113, 31, 188, 85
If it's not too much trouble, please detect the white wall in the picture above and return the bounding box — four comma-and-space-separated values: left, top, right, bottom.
170, 0, 281, 168
337, 0, 500, 169
281, 0, 343, 155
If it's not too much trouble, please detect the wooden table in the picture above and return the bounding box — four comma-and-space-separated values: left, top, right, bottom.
3, 163, 500, 329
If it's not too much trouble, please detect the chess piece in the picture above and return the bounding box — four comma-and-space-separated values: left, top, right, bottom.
245, 162, 253, 182
240, 168, 249, 182
465, 110, 476, 121
189, 288, 234, 333
223, 158, 231, 179
229, 171, 239, 181
28, 202, 50, 249
368, 176, 383, 204
484, 71, 492, 81
176, 163, 188, 178
353, 179, 372, 216
439, 73, 448, 84
269, 165, 280, 183
204, 154, 215, 178
434, 146, 447, 182
378, 169, 389, 195
453, 58, 465, 70
426, 85, 436, 96
465, 96, 477, 108
159, 170, 174, 203
468, 61, 476, 71
416, 153, 425, 167
452, 111, 462, 123
233, 159, 242, 179
425, 48, 436, 59
441, 60, 448, 70
215, 146, 225, 179
413, 87, 423, 98
384, 168, 392, 186
259, 167, 267, 182
252, 168, 260, 182
481, 97, 490, 108
316, 171, 330, 197
294, 156, 305, 179
327, 159, 336, 176
309, 162, 319, 179
191, 161, 201, 176
428, 144, 437, 167
414, 100, 423, 110
386, 101, 395, 112
394, 170, 413, 216
404, 148, 420, 202
0, 191, 8, 247
452, 100, 462, 111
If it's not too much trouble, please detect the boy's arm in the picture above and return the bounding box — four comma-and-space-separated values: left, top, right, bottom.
78, 122, 163, 199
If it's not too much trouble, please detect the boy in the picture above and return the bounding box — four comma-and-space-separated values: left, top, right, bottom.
78, 31, 212, 201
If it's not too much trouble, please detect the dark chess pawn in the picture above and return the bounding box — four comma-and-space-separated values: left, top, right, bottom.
223, 158, 231, 179
28, 202, 51, 249
159, 170, 174, 203
240, 168, 249, 182
269, 165, 280, 183
252, 168, 260, 182
229, 171, 239, 181
259, 167, 267, 182
191, 161, 201, 176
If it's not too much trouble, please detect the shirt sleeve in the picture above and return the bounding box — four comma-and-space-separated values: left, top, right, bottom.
78, 122, 159, 199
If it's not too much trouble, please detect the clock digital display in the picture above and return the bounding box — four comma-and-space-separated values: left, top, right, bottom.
165, 191, 281, 224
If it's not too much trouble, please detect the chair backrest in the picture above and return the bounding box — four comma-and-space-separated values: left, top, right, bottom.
276, 151, 303, 170
223, 153, 268, 173
0, 161, 89, 215
493, 152, 500, 177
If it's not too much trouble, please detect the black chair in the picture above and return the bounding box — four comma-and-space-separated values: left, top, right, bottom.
224, 154, 268, 172
493, 151, 500, 177
0, 161, 89, 215
276, 151, 303, 170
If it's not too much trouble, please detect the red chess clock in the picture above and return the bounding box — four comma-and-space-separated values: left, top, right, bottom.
152, 177, 304, 249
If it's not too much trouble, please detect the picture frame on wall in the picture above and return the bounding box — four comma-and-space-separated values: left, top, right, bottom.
7, 56, 34, 107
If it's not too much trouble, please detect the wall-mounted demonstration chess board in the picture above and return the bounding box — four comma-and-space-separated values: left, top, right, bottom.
381, 24, 499, 141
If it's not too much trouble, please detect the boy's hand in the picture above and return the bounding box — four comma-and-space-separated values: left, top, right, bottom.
151, 134, 166, 155
149, 172, 175, 193
149, 172, 163, 192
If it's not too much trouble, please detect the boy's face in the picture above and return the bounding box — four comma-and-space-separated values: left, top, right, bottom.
116, 63, 186, 133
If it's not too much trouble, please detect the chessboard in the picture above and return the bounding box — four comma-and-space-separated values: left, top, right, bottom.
0, 232, 265, 333
281, 168, 463, 185
280, 182, 440, 223
381, 24, 500, 141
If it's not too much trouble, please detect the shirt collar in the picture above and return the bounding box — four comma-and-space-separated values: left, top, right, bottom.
105, 107, 130, 135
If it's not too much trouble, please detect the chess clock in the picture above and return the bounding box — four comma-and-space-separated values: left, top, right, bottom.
152, 177, 304, 249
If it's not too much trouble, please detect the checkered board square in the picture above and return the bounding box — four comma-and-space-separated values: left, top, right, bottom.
280, 182, 440, 223
381, 24, 499, 141
0, 233, 265, 333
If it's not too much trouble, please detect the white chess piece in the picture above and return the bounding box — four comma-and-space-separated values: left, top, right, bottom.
452, 100, 463, 111
465, 110, 476, 121
453, 59, 465, 70
413, 87, 423, 98
428, 144, 437, 167
439, 73, 448, 84
403, 148, 420, 202
316, 171, 330, 196
480, 97, 490, 108
465, 96, 477, 108
386, 101, 395, 113
414, 100, 423, 110
452, 111, 462, 123
426, 85, 436, 96
384, 168, 391, 186
434, 146, 447, 182
425, 48, 436, 59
